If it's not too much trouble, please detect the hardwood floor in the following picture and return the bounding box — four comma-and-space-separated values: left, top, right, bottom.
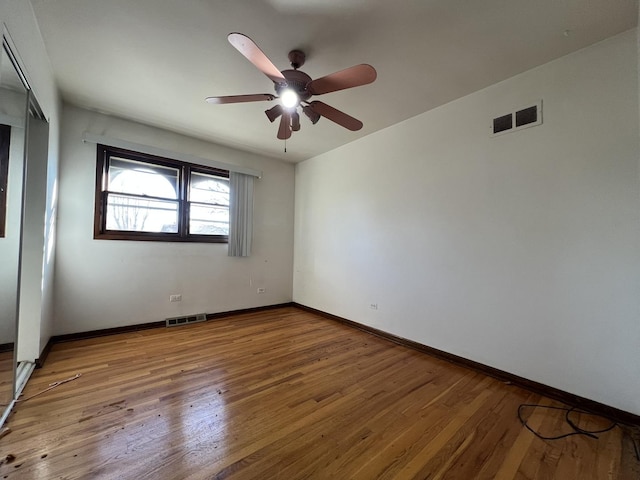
0, 350, 14, 409
0, 307, 637, 479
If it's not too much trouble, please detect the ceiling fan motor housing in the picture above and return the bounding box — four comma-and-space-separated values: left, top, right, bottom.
276, 69, 312, 102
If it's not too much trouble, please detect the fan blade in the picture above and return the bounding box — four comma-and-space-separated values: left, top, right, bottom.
308, 64, 376, 95
308, 101, 363, 131
277, 111, 292, 139
206, 94, 275, 104
228, 33, 286, 84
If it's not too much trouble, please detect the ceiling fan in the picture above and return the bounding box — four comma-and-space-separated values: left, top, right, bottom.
206, 33, 377, 140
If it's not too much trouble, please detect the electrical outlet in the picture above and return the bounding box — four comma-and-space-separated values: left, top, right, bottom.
169, 294, 182, 302
370, 303, 378, 310
257, 288, 266, 294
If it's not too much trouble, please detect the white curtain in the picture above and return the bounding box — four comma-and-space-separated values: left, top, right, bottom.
228, 172, 254, 257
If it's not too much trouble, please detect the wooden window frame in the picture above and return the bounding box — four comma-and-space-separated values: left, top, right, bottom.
94, 144, 229, 243
0, 124, 10, 238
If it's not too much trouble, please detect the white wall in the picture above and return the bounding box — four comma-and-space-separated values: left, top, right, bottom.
0, 0, 61, 360
53, 105, 294, 334
294, 29, 640, 415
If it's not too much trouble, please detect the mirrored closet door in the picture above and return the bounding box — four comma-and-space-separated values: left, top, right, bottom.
0, 35, 49, 426
0, 38, 28, 424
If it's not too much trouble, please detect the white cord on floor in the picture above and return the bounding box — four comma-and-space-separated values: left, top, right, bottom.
16, 373, 82, 403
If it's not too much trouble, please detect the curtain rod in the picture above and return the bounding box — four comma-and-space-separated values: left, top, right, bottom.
82, 132, 262, 178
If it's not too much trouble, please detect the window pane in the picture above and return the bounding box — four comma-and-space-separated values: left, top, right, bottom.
190, 172, 229, 205
108, 157, 179, 199
106, 193, 178, 233
189, 203, 229, 235
96, 145, 231, 242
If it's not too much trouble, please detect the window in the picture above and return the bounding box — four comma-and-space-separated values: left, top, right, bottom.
0, 124, 10, 238
94, 145, 230, 242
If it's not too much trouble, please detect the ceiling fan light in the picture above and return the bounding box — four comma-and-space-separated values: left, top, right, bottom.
265, 104, 283, 122
291, 111, 300, 131
280, 89, 299, 109
303, 106, 320, 124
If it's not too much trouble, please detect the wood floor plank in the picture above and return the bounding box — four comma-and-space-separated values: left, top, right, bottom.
0, 307, 636, 479
517, 403, 567, 480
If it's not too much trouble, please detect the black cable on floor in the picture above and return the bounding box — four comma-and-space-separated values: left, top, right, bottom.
519, 403, 640, 463
518, 403, 617, 441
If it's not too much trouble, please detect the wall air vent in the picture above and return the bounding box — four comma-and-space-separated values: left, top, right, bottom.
491, 100, 542, 136
166, 313, 207, 327
493, 114, 513, 134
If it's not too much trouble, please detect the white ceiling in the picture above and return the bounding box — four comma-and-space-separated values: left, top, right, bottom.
32, 0, 638, 163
